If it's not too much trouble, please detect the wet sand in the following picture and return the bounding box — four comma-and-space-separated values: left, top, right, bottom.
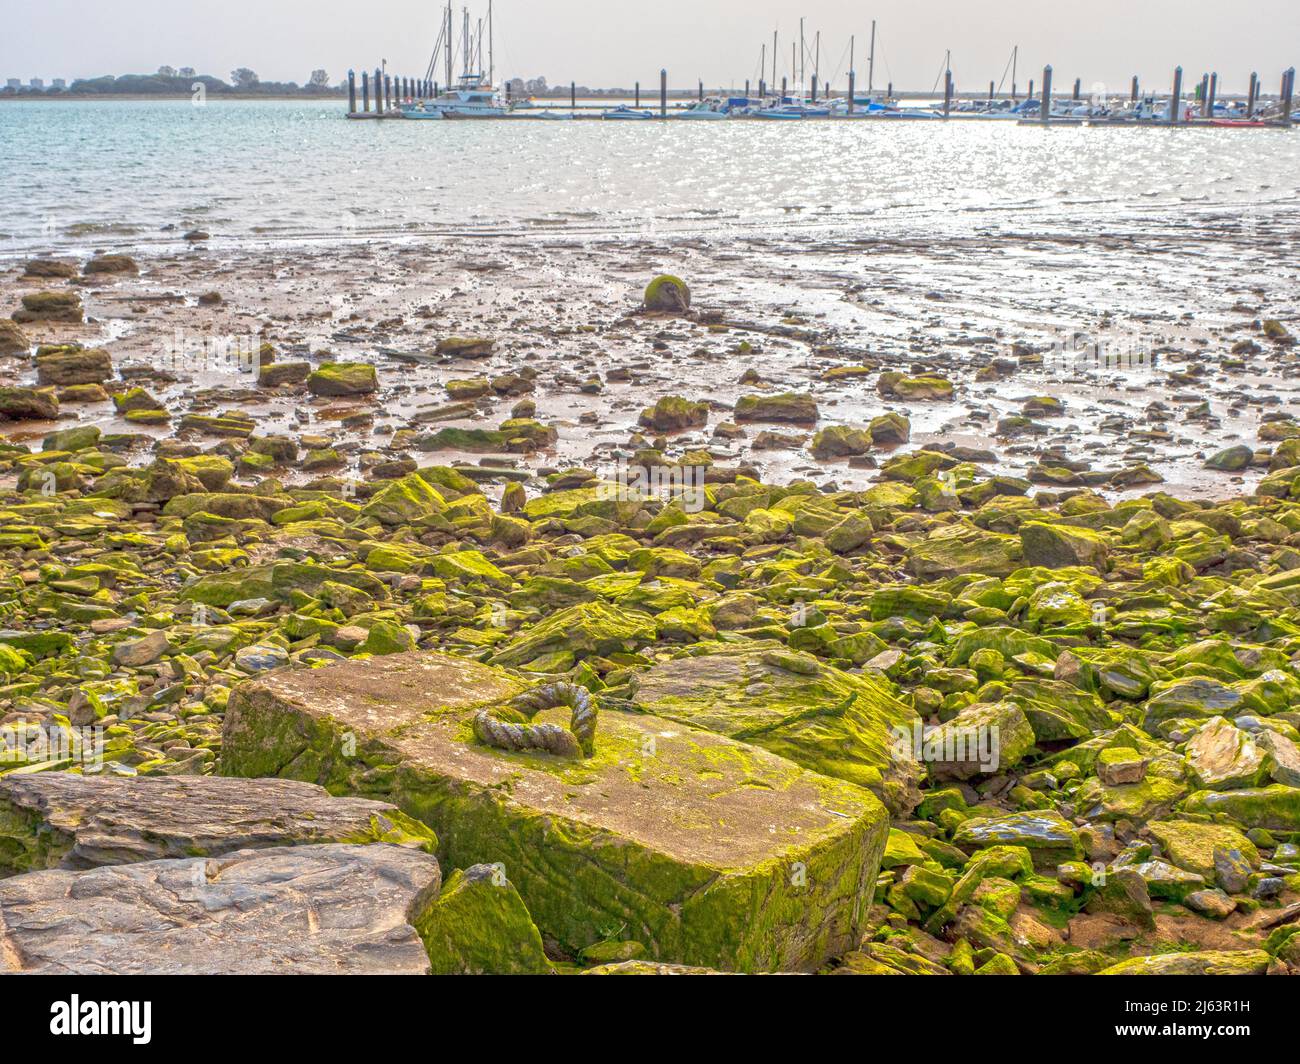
3, 212, 1298, 499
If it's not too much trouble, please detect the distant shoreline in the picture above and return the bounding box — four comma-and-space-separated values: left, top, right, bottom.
0, 93, 347, 102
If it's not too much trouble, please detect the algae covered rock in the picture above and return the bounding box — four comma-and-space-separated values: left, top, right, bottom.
922, 700, 1036, 781
13, 290, 83, 323
0, 387, 58, 421
643, 274, 691, 313
629, 641, 923, 813
639, 395, 709, 432
734, 392, 819, 424
0, 774, 435, 876
412, 863, 550, 974
1097, 949, 1270, 976
436, 336, 497, 358
307, 361, 378, 396
222, 651, 889, 972
0, 319, 30, 355
1019, 521, 1109, 571
489, 600, 655, 668
0, 844, 443, 975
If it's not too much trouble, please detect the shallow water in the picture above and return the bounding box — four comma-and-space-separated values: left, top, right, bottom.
3, 99, 1299, 251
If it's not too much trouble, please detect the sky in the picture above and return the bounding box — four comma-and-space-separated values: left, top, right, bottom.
3, 0, 1297, 94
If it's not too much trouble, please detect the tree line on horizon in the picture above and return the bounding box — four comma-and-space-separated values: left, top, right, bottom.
2, 66, 346, 96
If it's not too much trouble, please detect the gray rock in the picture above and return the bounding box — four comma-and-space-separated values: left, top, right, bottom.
111, 630, 171, 667
234, 643, 289, 673
0, 773, 436, 875
0, 844, 441, 974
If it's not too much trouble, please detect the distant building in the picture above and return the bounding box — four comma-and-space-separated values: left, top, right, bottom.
52, 78, 66, 90
5, 79, 20, 90
29, 78, 44, 89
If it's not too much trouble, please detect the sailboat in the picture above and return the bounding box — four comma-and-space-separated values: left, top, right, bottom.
404, 2, 514, 119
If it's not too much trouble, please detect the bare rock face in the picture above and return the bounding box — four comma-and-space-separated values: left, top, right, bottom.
0, 774, 437, 875
0, 844, 442, 975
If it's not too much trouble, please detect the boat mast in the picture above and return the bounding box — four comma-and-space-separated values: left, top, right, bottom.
488, 0, 494, 87
799, 18, 805, 93
772, 30, 778, 91
1012, 44, 1018, 99
867, 19, 876, 93
463, 8, 470, 79
445, 2, 453, 91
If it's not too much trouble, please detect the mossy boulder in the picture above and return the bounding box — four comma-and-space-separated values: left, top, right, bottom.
20, 259, 77, 279
811, 425, 872, 459
0, 319, 30, 356
0, 387, 58, 422
629, 641, 923, 814
257, 361, 310, 387
639, 395, 708, 432
907, 526, 1022, 579
643, 275, 691, 313
489, 601, 655, 668
869, 412, 910, 445
13, 290, 83, 323
33, 343, 113, 385
1019, 521, 1109, 571
411, 863, 551, 974
222, 651, 888, 972
307, 362, 378, 396
435, 336, 496, 358
1097, 950, 1269, 976
734, 393, 819, 424
1182, 785, 1300, 831
82, 254, 139, 276
359, 473, 447, 525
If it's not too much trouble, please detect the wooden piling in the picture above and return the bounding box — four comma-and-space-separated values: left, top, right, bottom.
660, 68, 668, 117
943, 69, 952, 116
348, 69, 357, 114
635, 81, 640, 107
1171, 66, 1182, 125
1073, 77, 1081, 100
1283, 68, 1295, 127
1131, 75, 1139, 102
1198, 73, 1209, 116
988, 80, 994, 103
887, 81, 893, 99
570, 81, 576, 109
1040, 65, 1052, 124
1207, 72, 1217, 117
385, 75, 392, 112
1028, 78, 1034, 101
811, 75, 818, 103
361, 70, 370, 113
1247, 72, 1258, 117
699, 79, 704, 101
374, 68, 382, 114
782, 76, 788, 99
759, 79, 766, 99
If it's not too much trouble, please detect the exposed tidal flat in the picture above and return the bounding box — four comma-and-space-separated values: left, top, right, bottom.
0, 99, 1299, 976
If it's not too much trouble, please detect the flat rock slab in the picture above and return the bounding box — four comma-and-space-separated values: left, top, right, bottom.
0, 844, 441, 974
0, 773, 436, 876
223, 651, 888, 973
627, 641, 921, 815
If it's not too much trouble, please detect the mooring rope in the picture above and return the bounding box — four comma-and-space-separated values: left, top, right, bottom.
473, 682, 598, 758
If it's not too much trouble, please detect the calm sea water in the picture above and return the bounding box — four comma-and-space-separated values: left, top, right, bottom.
2, 98, 1299, 253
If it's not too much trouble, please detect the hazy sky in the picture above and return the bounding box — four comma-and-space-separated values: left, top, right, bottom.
4, 0, 1297, 94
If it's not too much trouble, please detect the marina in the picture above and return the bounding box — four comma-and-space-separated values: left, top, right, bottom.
345, 5, 1296, 128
